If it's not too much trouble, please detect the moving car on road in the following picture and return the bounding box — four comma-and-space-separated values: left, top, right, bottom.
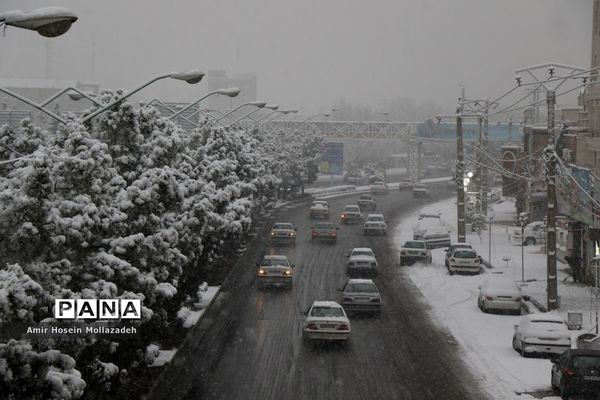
340, 279, 381, 315
311, 221, 339, 242
412, 183, 429, 198
303, 301, 351, 342
477, 276, 522, 314
256, 255, 294, 289
363, 213, 387, 235
551, 349, 600, 400
309, 200, 329, 219
346, 247, 378, 276
340, 205, 363, 224
511, 220, 546, 246
399, 240, 431, 266
512, 313, 571, 358
447, 248, 481, 275
398, 179, 415, 191
357, 194, 377, 211
370, 181, 389, 194
269, 222, 297, 244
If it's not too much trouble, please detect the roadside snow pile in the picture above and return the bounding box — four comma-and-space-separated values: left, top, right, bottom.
177, 284, 219, 328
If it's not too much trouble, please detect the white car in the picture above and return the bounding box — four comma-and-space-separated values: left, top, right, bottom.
399, 240, 431, 266
444, 243, 473, 268
256, 255, 294, 289
413, 218, 451, 249
369, 182, 389, 194
309, 200, 329, 219
512, 221, 546, 246
512, 313, 571, 357
269, 222, 297, 244
340, 279, 381, 314
477, 276, 522, 314
363, 213, 387, 235
303, 301, 351, 342
412, 183, 429, 198
340, 205, 363, 224
447, 248, 481, 275
346, 247, 378, 276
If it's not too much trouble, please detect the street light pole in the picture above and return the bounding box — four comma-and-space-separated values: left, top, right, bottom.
214, 101, 267, 124
519, 212, 528, 282
81, 70, 205, 123
169, 87, 240, 121
0, 7, 77, 37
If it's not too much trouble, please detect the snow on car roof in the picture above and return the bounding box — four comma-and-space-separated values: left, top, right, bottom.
352, 247, 373, 252
526, 313, 565, 323
312, 300, 342, 308
366, 213, 384, 218
347, 278, 375, 284
264, 255, 289, 260
449, 242, 472, 247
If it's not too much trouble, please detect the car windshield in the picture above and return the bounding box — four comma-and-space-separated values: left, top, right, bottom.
273, 223, 293, 230
367, 216, 384, 222
315, 223, 334, 230
572, 356, 600, 368
310, 306, 344, 318
344, 207, 359, 212
345, 283, 378, 293
404, 241, 426, 249
453, 250, 477, 258
261, 258, 290, 267
352, 250, 374, 257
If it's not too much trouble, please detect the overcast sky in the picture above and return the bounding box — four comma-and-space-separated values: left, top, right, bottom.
0, 0, 593, 116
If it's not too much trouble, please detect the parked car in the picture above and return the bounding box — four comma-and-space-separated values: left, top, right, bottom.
399, 240, 431, 266
512, 313, 571, 358
346, 247, 378, 276
477, 276, 522, 314
340, 205, 363, 224
398, 179, 415, 191
412, 183, 429, 198
309, 200, 329, 219
551, 349, 600, 400
303, 301, 351, 342
363, 213, 387, 235
269, 222, 297, 244
418, 208, 441, 219
414, 218, 451, 249
370, 181, 389, 194
340, 279, 382, 315
256, 255, 294, 289
357, 194, 377, 211
447, 248, 481, 275
512, 221, 546, 246
311, 221, 339, 242
444, 243, 473, 268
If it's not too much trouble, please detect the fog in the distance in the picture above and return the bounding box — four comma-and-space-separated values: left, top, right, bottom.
0, 0, 591, 114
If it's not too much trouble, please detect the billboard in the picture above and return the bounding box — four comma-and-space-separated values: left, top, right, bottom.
320, 141, 344, 175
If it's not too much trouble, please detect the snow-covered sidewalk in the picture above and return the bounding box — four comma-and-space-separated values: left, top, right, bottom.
393, 195, 597, 400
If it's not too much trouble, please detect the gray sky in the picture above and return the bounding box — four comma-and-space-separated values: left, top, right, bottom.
0, 0, 592, 115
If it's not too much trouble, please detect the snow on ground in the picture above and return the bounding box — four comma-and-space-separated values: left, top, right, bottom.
393, 194, 597, 400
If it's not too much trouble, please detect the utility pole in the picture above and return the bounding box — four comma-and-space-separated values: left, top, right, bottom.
457, 110, 466, 243
481, 101, 490, 217
515, 63, 585, 311
476, 116, 483, 214
546, 89, 558, 310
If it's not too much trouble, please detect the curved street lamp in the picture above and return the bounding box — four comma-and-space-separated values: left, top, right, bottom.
169, 87, 240, 121
231, 103, 278, 125
0, 7, 77, 37
81, 70, 205, 123
214, 101, 267, 123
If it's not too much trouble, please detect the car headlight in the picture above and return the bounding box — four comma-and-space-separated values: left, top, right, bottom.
371, 262, 377, 267
400, 250, 406, 255
258, 269, 266, 275
270, 232, 275, 236
284, 270, 292, 275
289, 232, 295, 236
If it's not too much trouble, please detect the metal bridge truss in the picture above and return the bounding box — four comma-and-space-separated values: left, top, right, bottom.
260, 120, 415, 141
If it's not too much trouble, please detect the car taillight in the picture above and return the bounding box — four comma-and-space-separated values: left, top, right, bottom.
474, 258, 480, 263
306, 323, 318, 330
514, 297, 522, 302
336, 324, 349, 331
343, 297, 353, 302
371, 298, 380, 303
312, 232, 317, 237
562, 368, 576, 378
485, 296, 494, 301
450, 258, 455, 262
331, 232, 337, 236
400, 251, 406, 255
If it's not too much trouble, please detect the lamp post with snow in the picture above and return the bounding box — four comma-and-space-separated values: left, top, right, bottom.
0, 7, 77, 37
81, 70, 205, 123
214, 101, 267, 124
168, 87, 240, 123
231, 104, 278, 126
